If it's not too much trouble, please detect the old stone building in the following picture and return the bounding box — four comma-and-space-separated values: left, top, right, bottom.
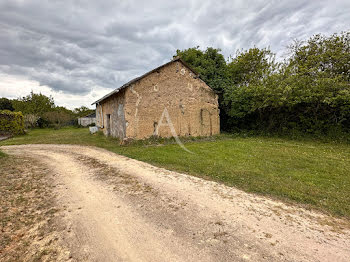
92, 57, 220, 140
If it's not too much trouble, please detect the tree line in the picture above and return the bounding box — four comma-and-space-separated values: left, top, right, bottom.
176, 31, 350, 136
0, 92, 94, 129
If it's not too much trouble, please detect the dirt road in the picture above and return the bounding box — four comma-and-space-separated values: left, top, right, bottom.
2, 144, 350, 261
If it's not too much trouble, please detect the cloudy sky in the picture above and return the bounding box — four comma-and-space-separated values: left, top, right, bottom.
0, 0, 349, 109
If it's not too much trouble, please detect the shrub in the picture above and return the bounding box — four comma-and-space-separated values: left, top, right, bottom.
42, 111, 73, 129
24, 114, 39, 128
0, 110, 25, 135
178, 32, 350, 135
36, 117, 50, 128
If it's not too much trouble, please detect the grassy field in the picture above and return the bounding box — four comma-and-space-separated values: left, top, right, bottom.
1, 127, 350, 218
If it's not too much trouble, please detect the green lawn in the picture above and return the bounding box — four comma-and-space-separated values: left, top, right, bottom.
1, 127, 350, 218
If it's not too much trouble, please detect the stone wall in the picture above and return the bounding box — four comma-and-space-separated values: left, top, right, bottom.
123, 61, 220, 139
96, 89, 126, 139
95, 60, 220, 140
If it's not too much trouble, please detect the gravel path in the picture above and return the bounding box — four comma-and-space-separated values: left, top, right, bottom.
2, 144, 350, 262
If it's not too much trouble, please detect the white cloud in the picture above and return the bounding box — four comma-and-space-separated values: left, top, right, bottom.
0, 74, 109, 109
0, 0, 349, 108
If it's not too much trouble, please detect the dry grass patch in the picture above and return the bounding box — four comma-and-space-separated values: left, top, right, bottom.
0, 156, 69, 262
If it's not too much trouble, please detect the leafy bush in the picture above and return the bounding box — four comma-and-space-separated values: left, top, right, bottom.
0, 98, 14, 111
178, 31, 350, 135
36, 117, 50, 128
42, 111, 74, 129
24, 114, 39, 128
12, 91, 55, 116
2, 92, 95, 129
0, 110, 25, 135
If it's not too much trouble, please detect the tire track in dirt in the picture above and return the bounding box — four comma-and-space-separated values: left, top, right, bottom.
2, 144, 350, 262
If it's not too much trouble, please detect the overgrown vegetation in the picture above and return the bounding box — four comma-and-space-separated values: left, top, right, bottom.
1, 127, 349, 219
0, 97, 14, 111
1, 91, 95, 129
0, 110, 25, 135
177, 31, 350, 136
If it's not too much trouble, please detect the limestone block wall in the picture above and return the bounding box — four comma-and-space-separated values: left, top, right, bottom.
95, 104, 103, 128
123, 61, 220, 139
95, 89, 126, 139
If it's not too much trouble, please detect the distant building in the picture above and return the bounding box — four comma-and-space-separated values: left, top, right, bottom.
92, 57, 220, 140
78, 112, 96, 127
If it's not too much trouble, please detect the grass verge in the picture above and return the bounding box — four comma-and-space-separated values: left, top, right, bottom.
1, 127, 350, 219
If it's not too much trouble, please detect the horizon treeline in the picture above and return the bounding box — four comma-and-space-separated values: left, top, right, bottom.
0, 92, 94, 128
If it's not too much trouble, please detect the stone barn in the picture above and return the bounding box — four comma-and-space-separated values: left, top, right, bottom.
92, 57, 220, 140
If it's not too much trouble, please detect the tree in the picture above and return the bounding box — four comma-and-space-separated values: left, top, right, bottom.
175, 47, 229, 93
12, 91, 55, 116
0, 97, 14, 111
279, 32, 350, 132
222, 32, 350, 133
24, 114, 40, 128
223, 47, 277, 127
226, 47, 277, 86
42, 111, 73, 129
73, 106, 94, 118
288, 32, 350, 81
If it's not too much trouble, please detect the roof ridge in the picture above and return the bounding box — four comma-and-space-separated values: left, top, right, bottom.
92, 58, 199, 105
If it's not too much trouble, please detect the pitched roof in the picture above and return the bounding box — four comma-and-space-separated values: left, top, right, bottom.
92, 57, 199, 105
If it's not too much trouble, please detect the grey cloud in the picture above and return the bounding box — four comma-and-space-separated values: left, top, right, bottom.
0, 0, 349, 98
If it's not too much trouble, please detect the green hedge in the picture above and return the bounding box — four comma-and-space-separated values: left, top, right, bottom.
0, 110, 25, 135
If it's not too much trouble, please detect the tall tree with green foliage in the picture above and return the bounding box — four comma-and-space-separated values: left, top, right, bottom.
176, 31, 350, 134
223, 32, 350, 133
283, 32, 350, 131
224, 47, 277, 120
226, 47, 277, 85
12, 91, 55, 117
175, 47, 229, 93
74, 106, 94, 118
0, 98, 14, 111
